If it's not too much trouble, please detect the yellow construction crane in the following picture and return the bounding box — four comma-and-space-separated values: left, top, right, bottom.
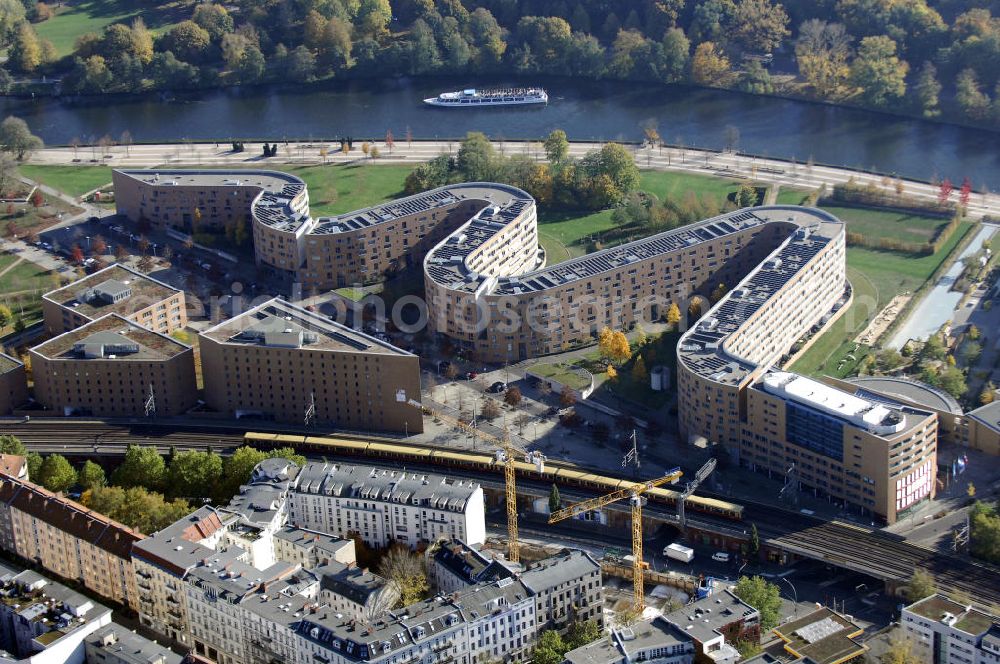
548, 467, 682, 611
416, 401, 543, 564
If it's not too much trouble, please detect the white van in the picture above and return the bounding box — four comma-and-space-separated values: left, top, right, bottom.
711, 552, 730, 563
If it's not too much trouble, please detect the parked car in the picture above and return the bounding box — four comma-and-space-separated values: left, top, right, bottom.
465, 371, 477, 380
711, 552, 730, 563
487, 381, 506, 393
438, 360, 452, 374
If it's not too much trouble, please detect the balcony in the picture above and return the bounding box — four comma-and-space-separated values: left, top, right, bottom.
168, 608, 183, 619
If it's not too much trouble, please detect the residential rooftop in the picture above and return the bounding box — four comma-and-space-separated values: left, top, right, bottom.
661, 589, 759, 645
0, 569, 110, 651
677, 208, 845, 386
317, 562, 386, 605
30, 313, 191, 361
200, 297, 412, 356
43, 263, 180, 320
564, 618, 690, 664
85, 624, 184, 664
274, 525, 353, 560
905, 594, 996, 636
0, 352, 22, 375
294, 462, 480, 512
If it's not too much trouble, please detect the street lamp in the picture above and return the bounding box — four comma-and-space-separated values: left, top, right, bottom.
782, 577, 798, 618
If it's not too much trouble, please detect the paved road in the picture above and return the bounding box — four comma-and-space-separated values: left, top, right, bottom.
25, 140, 1000, 221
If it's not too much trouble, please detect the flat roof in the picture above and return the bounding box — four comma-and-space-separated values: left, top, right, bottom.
0, 352, 22, 375
771, 608, 866, 664
761, 371, 908, 435
43, 263, 180, 320
662, 589, 758, 644
200, 297, 413, 356
565, 618, 689, 664
30, 313, 191, 361
904, 593, 996, 635
966, 400, 1000, 433
847, 376, 962, 415
85, 624, 184, 664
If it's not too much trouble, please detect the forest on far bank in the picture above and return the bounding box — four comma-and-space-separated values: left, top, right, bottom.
0, 0, 999, 128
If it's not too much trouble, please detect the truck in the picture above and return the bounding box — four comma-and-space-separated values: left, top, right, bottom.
663, 543, 694, 563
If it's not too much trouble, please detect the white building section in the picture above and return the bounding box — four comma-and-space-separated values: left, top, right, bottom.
761, 372, 906, 435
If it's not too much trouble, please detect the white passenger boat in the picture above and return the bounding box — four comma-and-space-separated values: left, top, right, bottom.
424, 87, 548, 107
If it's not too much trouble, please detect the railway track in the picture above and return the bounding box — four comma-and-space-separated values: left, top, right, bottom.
5, 418, 1000, 607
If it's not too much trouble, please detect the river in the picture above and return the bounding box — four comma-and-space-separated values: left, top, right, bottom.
3, 76, 1000, 187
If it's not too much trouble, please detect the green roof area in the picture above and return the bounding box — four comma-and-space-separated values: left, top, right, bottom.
907, 595, 966, 621
955, 610, 995, 635
34, 629, 66, 646
530, 362, 592, 391
772, 609, 866, 664
0, 353, 21, 374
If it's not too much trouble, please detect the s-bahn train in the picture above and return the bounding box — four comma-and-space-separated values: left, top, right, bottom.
243, 432, 744, 521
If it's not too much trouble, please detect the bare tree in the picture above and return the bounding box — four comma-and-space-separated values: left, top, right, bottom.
377, 544, 429, 607
120, 130, 132, 157
482, 398, 501, 420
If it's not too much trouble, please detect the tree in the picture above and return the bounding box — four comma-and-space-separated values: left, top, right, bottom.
130, 18, 153, 64
37, 454, 76, 493
544, 129, 569, 163
358, 0, 392, 37
504, 386, 522, 406
0, 305, 10, 329
907, 569, 935, 603
850, 36, 908, 108
730, 0, 789, 54
711, 282, 729, 303
733, 576, 782, 630
238, 44, 265, 82
82, 485, 191, 533
666, 302, 681, 327
457, 132, 496, 182
0, 0, 24, 44
162, 21, 211, 63
979, 382, 995, 406
10, 22, 43, 74
795, 20, 852, 97
549, 483, 561, 513
691, 42, 732, 87
25, 452, 41, 480
532, 630, 566, 664
749, 523, 760, 554
565, 620, 601, 649
111, 445, 166, 491
286, 45, 317, 82
77, 460, 106, 491
481, 398, 501, 420
882, 629, 920, 664
0, 116, 42, 160
956, 68, 990, 121
968, 501, 1000, 565
633, 355, 649, 383
967, 482, 976, 498
559, 384, 577, 407
0, 434, 25, 456
192, 3, 233, 40
913, 61, 941, 118
378, 544, 429, 606
167, 450, 223, 500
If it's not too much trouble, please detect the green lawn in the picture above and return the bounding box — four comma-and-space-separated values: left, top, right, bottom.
530, 362, 593, 391
820, 205, 949, 245
0, 256, 55, 332
791, 222, 975, 377
290, 164, 411, 216
538, 170, 746, 265
34, 0, 190, 56
19, 165, 113, 198
777, 188, 811, 205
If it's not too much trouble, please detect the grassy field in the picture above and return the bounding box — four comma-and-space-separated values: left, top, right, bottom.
34, 0, 191, 56
19, 165, 113, 198
776, 188, 811, 205
537, 170, 746, 265
791, 221, 975, 377
821, 205, 950, 245
530, 362, 592, 391
289, 164, 411, 216
0, 255, 56, 332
